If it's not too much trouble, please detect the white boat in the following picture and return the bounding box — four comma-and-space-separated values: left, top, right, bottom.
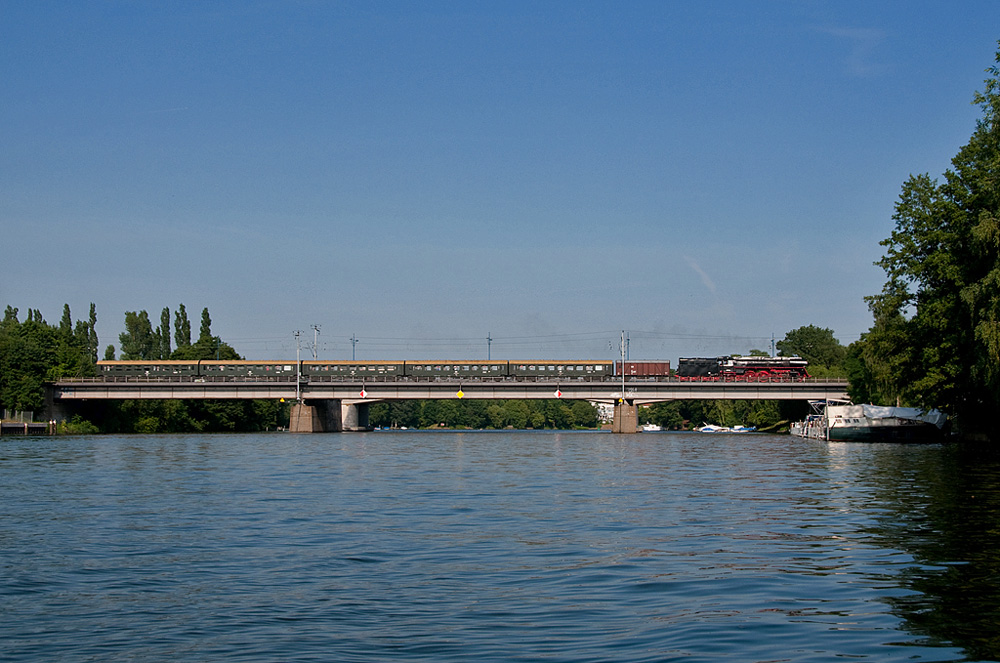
695, 423, 755, 433
695, 424, 730, 432
791, 401, 946, 443
641, 423, 662, 432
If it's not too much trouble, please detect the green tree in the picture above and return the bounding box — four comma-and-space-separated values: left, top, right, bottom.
0, 304, 96, 412
174, 304, 191, 348
159, 307, 171, 359
776, 325, 846, 375
59, 304, 72, 338
861, 45, 1000, 434
119, 311, 156, 360
199, 308, 212, 344
169, 306, 239, 360
88, 303, 99, 363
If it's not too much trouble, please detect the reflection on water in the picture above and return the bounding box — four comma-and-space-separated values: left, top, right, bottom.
849, 443, 1000, 659
1, 431, 999, 662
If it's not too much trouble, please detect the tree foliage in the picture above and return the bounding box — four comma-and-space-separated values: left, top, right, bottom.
857, 45, 1000, 434
0, 304, 98, 411
174, 304, 191, 349
777, 325, 847, 375
369, 399, 600, 430
641, 399, 806, 432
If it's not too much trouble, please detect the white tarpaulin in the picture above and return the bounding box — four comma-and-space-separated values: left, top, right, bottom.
826, 404, 947, 428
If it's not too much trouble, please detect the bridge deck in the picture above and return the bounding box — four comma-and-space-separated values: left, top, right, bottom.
52, 376, 850, 403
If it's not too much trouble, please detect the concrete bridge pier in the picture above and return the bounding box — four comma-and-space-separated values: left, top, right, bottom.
612, 400, 638, 434
43, 385, 75, 424
341, 400, 371, 432
288, 399, 370, 432
289, 401, 324, 432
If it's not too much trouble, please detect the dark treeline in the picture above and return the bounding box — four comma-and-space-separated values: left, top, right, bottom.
113, 304, 240, 361
0, 304, 99, 412
370, 399, 600, 430
844, 46, 1000, 439
0, 303, 287, 433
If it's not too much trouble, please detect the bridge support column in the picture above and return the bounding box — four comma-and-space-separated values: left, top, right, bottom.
289, 402, 323, 433
341, 401, 371, 432
289, 400, 346, 433
44, 385, 75, 424
612, 400, 638, 434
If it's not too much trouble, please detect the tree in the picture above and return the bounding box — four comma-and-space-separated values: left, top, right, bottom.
199, 308, 212, 344
861, 45, 1000, 434
119, 311, 157, 360
88, 303, 99, 363
174, 304, 191, 348
158, 307, 171, 359
59, 304, 72, 338
776, 325, 846, 373
0, 304, 96, 412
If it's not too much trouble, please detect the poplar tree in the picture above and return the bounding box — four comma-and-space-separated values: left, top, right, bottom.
174, 304, 191, 349
199, 308, 212, 344
88, 303, 99, 363
159, 307, 171, 359
59, 304, 72, 338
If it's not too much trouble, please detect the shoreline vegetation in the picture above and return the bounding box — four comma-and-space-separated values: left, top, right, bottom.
7, 46, 1000, 441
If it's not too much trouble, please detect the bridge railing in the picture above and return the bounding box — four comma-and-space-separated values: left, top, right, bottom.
55, 375, 849, 385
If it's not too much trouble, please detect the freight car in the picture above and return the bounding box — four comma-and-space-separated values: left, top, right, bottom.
676, 356, 809, 381
615, 361, 671, 377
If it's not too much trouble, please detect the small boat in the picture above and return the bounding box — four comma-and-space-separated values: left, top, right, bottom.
695, 423, 730, 432
641, 423, 662, 432
694, 423, 755, 433
791, 401, 946, 443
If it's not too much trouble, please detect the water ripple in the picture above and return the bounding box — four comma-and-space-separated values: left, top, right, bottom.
2, 431, 996, 662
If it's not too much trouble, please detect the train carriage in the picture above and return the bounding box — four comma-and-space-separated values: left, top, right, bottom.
198, 360, 298, 379
97, 360, 200, 377
303, 360, 405, 379
509, 361, 614, 380
403, 361, 508, 380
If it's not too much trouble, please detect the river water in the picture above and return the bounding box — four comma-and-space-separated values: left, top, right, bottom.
2, 430, 999, 662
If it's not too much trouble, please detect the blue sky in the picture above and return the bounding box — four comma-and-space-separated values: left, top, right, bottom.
3, 1, 998, 361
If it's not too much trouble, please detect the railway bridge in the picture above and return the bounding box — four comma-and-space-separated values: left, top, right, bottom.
50, 376, 850, 433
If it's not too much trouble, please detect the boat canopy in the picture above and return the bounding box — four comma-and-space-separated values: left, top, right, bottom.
826, 404, 947, 429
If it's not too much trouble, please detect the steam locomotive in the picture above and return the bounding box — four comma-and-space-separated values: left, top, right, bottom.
675, 355, 810, 380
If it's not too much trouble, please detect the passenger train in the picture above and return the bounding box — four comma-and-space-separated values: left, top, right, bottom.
96, 355, 809, 381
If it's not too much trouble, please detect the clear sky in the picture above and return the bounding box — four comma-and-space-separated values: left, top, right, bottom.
3, 1, 999, 361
